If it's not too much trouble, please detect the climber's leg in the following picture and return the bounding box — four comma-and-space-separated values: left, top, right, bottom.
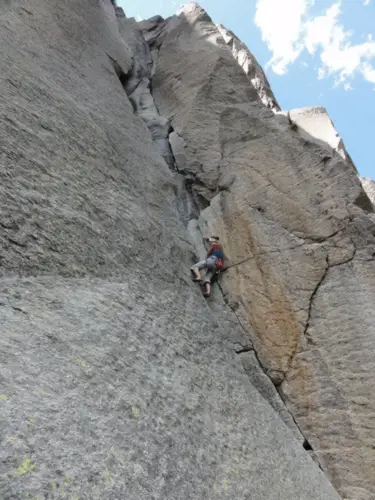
202, 257, 217, 296
190, 260, 206, 281
203, 268, 215, 284
202, 281, 211, 297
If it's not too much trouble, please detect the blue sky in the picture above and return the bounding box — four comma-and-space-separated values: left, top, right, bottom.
117, 0, 375, 180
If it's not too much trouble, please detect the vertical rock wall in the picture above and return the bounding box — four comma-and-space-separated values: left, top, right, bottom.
143, 3, 375, 499
0, 1, 343, 500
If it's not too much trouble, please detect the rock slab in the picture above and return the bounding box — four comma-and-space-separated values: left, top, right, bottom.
146, 3, 375, 499
0, 1, 342, 500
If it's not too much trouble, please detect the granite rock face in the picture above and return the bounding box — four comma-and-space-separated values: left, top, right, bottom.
361, 177, 375, 207
116, 13, 175, 167
288, 106, 349, 160
216, 24, 280, 112
287, 107, 374, 214
145, 3, 375, 499
0, 1, 372, 500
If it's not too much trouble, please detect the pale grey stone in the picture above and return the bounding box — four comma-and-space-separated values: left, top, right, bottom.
117, 15, 174, 166
0, 1, 368, 499
289, 107, 373, 212
169, 131, 188, 171
239, 351, 304, 442
145, 3, 375, 498
289, 107, 347, 158
361, 177, 375, 207
216, 24, 280, 112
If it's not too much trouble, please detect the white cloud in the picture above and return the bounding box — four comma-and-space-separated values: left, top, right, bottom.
254, 0, 313, 74
363, 63, 375, 82
304, 3, 345, 55
305, 2, 375, 85
254, 0, 375, 88
318, 67, 326, 79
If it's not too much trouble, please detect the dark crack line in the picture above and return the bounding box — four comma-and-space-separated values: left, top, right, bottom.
284, 242, 357, 379
303, 243, 356, 341
274, 244, 359, 472
191, 223, 332, 466
303, 254, 329, 340
273, 383, 323, 470
305, 228, 343, 244
328, 243, 357, 268
0, 222, 15, 229
6, 237, 27, 248
217, 278, 269, 372
216, 278, 322, 458
11, 305, 28, 316
235, 346, 253, 354
0, 301, 28, 316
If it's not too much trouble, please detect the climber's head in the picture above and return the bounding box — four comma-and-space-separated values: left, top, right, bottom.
209, 236, 220, 242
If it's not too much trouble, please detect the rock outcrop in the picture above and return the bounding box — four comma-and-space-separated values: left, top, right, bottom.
216, 24, 280, 112
142, 3, 375, 499
288, 106, 349, 159
361, 177, 375, 207
0, 1, 373, 500
286, 107, 374, 214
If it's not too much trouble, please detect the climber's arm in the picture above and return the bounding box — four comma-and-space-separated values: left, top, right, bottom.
206, 244, 213, 257
202, 237, 211, 255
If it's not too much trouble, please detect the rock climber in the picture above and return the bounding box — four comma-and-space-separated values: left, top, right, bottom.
190, 236, 225, 297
